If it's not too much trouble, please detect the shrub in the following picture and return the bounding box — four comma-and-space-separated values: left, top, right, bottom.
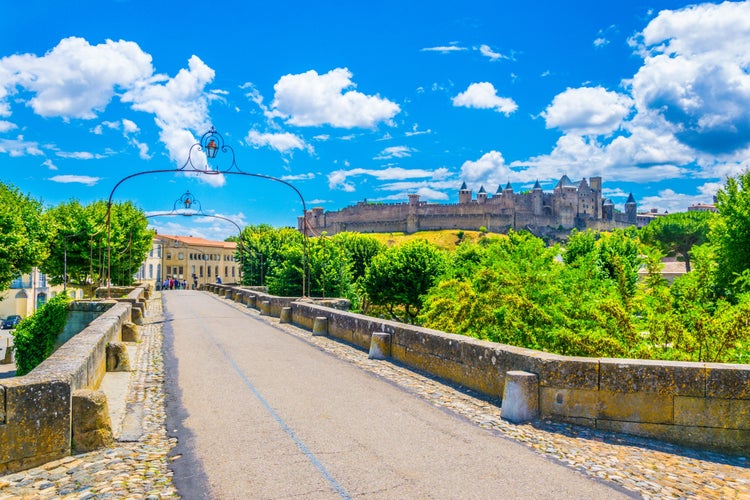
13, 292, 71, 376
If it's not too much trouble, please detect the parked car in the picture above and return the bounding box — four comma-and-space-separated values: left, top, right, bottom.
1, 315, 21, 329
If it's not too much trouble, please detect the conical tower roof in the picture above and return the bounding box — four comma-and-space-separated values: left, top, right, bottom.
625, 193, 636, 204
478, 185, 486, 194
460, 181, 468, 190
532, 179, 542, 190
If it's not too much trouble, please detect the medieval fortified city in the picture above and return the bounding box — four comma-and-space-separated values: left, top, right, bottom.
301, 175, 641, 237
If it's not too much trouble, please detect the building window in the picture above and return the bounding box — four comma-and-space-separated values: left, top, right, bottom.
215, 266, 219, 277
200, 266, 204, 277
207, 266, 211, 277
166, 252, 172, 260
157, 246, 162, 258
178, 252, 184, 260
225, 266, 228, 277
149, 264, 153, 279
36, 292, 47, 309
232, 267, 235, 277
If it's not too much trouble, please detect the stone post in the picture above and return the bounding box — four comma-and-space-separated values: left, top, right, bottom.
260, 300, 271, 315
280, 307, 292, 323
369, 332, 391, 359
107, 342, 131, 372
72, 390, 114, 452
501, 371, 539, 423
312, 316, 328, 336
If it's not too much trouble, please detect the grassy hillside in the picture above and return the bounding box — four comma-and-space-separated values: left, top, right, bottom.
363, 229, 492, 251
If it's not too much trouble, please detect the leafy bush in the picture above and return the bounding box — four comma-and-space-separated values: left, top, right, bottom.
13, 292, 71, 376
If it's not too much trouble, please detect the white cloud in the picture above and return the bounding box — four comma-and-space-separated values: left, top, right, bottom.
459, 151, 519, 191
280, 172, 315, 181
55, 151, 105, 160
594, 37, 609, 47
421, 45, 467, 53
630, 1, 750, 154
49, 175, 101, 186
0, 136, 43, 157
639, 184, 721, 214
0, 120, 16, 132
246, 130, 312, 154
122, 118, 139, 133
42, 159, 57, 170
374, 146, 414, 160
478, 44, 507, 61
405, 123, 432, 137
452, 82, 518, 115
542, 87, 633, 135
328, 166, 451, 192
0, 37, 153, 119
271, 68, 400, 128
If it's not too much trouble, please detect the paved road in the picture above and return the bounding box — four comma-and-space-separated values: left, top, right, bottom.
162, 290, 631, 499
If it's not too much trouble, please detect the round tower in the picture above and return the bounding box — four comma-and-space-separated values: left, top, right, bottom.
625, 193, 637, 225
459, 181, 472, 204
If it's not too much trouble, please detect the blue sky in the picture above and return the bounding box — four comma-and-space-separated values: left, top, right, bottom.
2, 0, 749, 240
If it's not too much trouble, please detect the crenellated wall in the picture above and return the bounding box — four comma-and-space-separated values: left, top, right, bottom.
210, 284, 750, 455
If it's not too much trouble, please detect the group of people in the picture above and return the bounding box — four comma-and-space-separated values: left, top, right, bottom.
162, 277, 188, 290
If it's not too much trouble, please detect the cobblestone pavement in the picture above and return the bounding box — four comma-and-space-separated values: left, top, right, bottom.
1, 292, 748, 499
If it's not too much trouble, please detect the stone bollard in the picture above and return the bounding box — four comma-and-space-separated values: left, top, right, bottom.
107, 342, 131, 372
131, 304, 144, 325
280, 307, 292, 324
1, 338, 12, 364
259, 300, 271, 315
368, 332, 391, 359
312, 316, 328, 336
121, 321, 140, 342
246, 295, 257, 308
72, 389, 114, 452
501, 371, 539, 423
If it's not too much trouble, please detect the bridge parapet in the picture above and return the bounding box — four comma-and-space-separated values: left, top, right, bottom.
211, 284, 750, 455
0, 285, 149, 474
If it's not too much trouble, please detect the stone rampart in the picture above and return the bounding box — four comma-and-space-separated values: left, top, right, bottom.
210, 284, 749, 454
0, 285, 149, 474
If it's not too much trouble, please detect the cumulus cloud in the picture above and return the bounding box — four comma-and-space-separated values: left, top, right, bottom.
542, 87, 633, 135
631, 1, 750, 154
452, 82, 518, 115
328, 166, 450, 192
0, 136, 43, 157
49, 174, 101, 186
246, 130, 312, 154
0, 120, 16, 132
42, 159, 57, 170
55, 151, 105, 160
271, 68, 400, 128
0, 37, 153, 119
459, 151, 520, 191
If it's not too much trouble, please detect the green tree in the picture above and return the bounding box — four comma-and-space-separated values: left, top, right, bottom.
639, 211, 713, 271
363, 239, 446, 323
710, 170, 750, 298
239, 225, 304, 290
13, 292, 72, 376
0, 182, 49, 291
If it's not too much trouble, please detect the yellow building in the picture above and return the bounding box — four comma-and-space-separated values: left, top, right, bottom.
0, 269, 78, 322
155, 235, 240, 289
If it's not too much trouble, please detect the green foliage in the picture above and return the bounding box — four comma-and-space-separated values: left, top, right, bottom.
711, 170, 750, 298
239, 224, 304, 291
363, 239, 446, 323
639, 211, 713, 271
0, 181, 49, 291
13, 293, 72, 376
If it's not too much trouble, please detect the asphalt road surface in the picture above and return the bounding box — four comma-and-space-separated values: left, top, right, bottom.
162, 290, 631, 499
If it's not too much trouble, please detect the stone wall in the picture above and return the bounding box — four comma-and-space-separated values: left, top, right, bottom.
210, 284, 749, 454
0, 285, 149, 474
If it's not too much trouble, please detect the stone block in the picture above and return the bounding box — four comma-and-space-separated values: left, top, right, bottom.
130, 305, 144, 325
72, 389, 113, 452
501, 371, 539, 423
597, 390, 673, 424
539, 355, 599, 390
599, 358, 705, 396
259, 300, 271, 315
121, 321, 140, 342
706, 363, 750, 399
280, 307, 292, 324
369, 332, 391, 359
540, 387, 599, 420
106, 342, 130, 372
675, 396, 750, 430
246, 294, 257, 308
313, 316, 328, 336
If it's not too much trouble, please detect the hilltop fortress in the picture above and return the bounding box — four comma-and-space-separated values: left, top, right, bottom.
299, 175, 638, 236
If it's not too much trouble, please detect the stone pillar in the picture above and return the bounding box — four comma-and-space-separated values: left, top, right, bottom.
280, 307, 292, 324
369, 332, 391, 359
260, 300, 271, 315
246, 295, 257, 308
501, 371, 539, 423
107, 342, 131, 372
121, 321, 140, 342
312, 317, 328, 336
72, 390, 114, 452
131, 304, 144, 325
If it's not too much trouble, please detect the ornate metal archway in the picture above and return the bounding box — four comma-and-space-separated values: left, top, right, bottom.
105, 126, 309, 298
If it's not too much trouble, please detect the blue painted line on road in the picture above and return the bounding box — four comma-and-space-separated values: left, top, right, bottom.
211, 338, 352, 499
